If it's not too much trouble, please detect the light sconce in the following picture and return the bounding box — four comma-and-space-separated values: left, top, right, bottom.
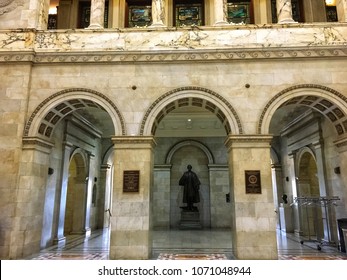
49, 7, 57, 15
325, 0, 335, 6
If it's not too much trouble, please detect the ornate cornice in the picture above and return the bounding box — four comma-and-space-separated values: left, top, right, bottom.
111, 136, 157, 149
32, 47, 347, 64
224, 135, 273, 150
0, 51, 35, 63
1, 47, 346, 64
22, 136, 54, 153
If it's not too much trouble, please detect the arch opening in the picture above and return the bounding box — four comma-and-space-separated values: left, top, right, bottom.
24, 88, 126, 140
263, 85, 346, 246
140, 86, 243, 136
151, 87, 232, 236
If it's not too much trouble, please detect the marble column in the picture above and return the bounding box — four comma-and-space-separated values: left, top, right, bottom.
150, 0, 166, 27
225, 135, 278, 260
312, 141, 328, 196
288, 152, 302, 235
100, 164, 111, 228
276, 0, 295, 23
337, 0, 347, 22
54, 141, 73, 244
334, 137, 347, 216
214, 0, 229, 25
312, 141, 332, 241
84, 153, 95, 236
88, 0, 106, 29
109, 136, 156, 259
271, 164, 282, 229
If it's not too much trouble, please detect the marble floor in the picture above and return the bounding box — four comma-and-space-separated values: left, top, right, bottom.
26, 228, 347, 260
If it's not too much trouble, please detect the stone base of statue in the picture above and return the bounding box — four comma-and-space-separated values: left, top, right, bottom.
179, 207, 202, 230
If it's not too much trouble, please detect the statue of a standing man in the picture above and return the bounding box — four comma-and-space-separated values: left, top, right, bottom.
179, 164, 200, 211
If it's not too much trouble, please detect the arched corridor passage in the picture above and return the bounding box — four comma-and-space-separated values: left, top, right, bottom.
264, 85, 347, 249
19, 89, 122, 257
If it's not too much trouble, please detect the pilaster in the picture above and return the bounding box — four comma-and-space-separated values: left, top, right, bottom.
334, 136, 347, 218
54, 141, 74, 244
110, 136, 156, 259
100, 164, 111, 228
9, 137, 53, 259
224, 135, 278, 260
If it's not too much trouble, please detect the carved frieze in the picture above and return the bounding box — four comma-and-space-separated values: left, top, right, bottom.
0, 0, 24, 15
0, 47, 346, 64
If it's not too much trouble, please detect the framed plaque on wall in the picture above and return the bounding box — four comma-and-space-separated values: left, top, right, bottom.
123, 170, 140, 192
245, 170, 261, 194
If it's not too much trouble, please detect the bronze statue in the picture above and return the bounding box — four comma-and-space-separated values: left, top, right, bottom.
179, 164, 200, 211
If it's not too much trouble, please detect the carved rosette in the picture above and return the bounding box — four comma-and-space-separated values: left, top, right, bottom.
0, 0, 24, 15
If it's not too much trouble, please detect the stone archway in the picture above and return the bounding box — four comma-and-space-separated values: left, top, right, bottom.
258, 84, 347, 137
24, 88, 126, 139
65, 150, 89, 235
296, 148, 322, 240
15, 88, 125, 259
258, 84, 347, 245
140, 86, 243, 136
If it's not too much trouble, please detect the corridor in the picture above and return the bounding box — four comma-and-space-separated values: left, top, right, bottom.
26, 229, 347, 260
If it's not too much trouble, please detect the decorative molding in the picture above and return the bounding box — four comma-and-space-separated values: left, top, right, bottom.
224, 135, 273, 150
0, 52, 35, 62
1, 47, 347, 64
22, 136, 54, 152
0, 0, 23, 15
28, 47, 347, 64
111, 136, 157, 148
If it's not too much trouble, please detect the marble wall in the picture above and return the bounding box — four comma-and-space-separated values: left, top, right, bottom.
1, 6, 347, 259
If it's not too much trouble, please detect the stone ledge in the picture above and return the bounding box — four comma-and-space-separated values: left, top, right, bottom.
0, 46, 346, 64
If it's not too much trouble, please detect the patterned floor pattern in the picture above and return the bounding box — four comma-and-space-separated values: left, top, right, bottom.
279, 254, 347, 260
25, 229, 347, 260
31, 252, 108, 260
157, 253, 228, 260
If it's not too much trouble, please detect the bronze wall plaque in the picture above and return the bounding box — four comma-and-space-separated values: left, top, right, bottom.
123, 170, 140, 192
245, 170, 261, 194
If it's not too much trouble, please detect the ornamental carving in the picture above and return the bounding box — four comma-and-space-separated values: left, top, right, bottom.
0, 0, 23, 15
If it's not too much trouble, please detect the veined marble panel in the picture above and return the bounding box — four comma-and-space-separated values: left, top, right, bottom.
0, 24, 347, 63
0, 24, 346, 52
33, 25, 347, 51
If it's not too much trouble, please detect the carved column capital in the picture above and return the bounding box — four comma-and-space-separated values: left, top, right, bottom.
224, 134, 273, 150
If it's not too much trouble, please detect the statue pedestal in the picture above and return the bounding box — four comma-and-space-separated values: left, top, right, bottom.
179, 209, 202, 230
